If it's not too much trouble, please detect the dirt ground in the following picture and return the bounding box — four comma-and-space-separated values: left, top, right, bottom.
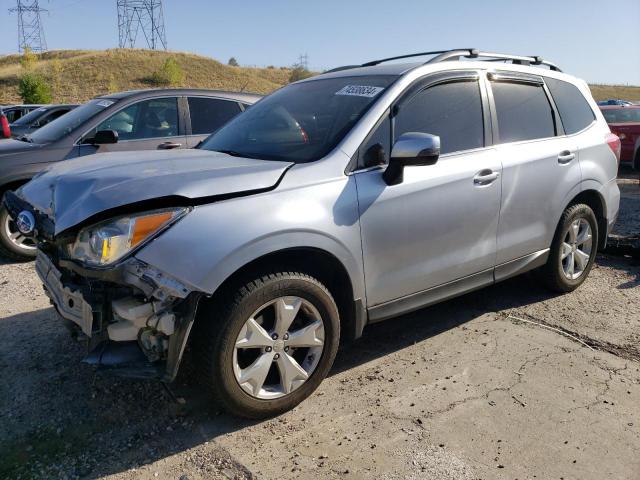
0, 178, 638, 480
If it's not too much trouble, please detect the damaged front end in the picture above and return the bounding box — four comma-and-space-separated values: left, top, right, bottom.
35, 249, 202, 381
4, 190, 203, 382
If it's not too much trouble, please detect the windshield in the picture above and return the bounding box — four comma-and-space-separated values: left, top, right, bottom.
200, 75, 396, 162
11, 107, 48, 126
602, 108, 640, 124
29, 99, 117, 144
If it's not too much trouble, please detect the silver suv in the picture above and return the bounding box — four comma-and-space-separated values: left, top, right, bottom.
4, 49, 621, 418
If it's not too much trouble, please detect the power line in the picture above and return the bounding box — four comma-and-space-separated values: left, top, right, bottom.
116, 0, 167, 50
8, 0, 48, 53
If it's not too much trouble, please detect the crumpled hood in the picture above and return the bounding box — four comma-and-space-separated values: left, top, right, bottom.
17, 148, 293, 234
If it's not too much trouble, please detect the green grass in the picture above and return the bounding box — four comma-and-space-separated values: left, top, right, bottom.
1, 49, 638, 104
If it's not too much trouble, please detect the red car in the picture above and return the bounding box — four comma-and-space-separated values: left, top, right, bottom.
599, 105, 640, 170
0, 107, 11, 139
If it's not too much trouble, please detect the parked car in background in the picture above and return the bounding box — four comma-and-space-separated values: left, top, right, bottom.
597, 99, 634, 106
600, 105, 640, 169
10, 104, 78, 139
4, 49, 620, 418
0, 88, 260, 260
2, 104, 43, 123
0, 107, 11, 139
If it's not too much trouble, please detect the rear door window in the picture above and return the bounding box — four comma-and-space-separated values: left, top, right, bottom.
188, 97, 242, 135
491, 80, 556, 143
394, 80, 484, 154
545, 78, 595, 134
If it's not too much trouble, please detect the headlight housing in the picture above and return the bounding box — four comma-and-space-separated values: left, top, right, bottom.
67, 208, 187, 266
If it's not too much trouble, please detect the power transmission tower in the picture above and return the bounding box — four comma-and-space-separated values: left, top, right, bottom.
9, 0, 48, 53
297, 53, 309, 70
117, 0, 167, 50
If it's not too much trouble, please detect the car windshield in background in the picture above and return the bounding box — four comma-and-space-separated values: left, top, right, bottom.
28, 99, 116, 144
200, 75, 396, 162
11, 107, 48, 126
601, 108, 640, 124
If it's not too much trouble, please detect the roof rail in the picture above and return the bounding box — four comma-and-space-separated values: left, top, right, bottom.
326, 48, 562, 73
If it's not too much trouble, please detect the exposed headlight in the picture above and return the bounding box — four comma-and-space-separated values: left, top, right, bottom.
67, 208, 187, 266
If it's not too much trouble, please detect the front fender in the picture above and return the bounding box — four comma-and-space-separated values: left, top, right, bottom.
135, 174, 365, 302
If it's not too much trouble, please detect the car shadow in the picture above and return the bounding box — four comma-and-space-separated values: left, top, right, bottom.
0, 266, 564, 479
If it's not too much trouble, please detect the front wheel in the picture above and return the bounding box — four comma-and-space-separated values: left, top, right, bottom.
0, 206, 37, 261
194, 271, 340, 418
538, 203, 598, 293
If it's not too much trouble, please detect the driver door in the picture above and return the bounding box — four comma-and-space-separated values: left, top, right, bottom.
354, 73, 502, 318
78, 96, 186, 155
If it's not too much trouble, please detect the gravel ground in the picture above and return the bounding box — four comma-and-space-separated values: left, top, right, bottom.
0, 180, 638, 480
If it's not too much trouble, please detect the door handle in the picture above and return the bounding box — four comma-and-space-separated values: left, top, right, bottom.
557, 151, 575, 164
473, 169, 500, 186
158, 142, 182, 150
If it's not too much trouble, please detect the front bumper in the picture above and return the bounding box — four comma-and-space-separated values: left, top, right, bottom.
36, 252, 95, 337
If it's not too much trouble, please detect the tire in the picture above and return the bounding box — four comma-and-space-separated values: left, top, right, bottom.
0, 206, 37, 262
634, 150, 640, 171
538, 203, 598, 293
194, 271, 340, 419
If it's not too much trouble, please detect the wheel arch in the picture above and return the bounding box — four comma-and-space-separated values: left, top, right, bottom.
194, 247, 366, 343
565, 189, 607, 250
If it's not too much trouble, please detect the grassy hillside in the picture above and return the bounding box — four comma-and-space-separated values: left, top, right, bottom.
0, 49, 294, 104
0, 49, 638, 104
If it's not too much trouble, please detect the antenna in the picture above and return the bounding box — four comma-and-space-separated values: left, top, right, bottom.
9, 0, 48, 53
117, 0, 167, 50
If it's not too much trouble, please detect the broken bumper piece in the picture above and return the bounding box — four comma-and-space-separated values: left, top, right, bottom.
36, 251, 202, 382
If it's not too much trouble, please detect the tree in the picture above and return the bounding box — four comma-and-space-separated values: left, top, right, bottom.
228, 57, 239, 67
288, 65, 313, 83
151, 58, 184, 86
19, 73, 52, 103
20, 47, 38, 71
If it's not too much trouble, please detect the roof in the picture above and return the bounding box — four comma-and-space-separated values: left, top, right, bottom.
96, 88, 262, 103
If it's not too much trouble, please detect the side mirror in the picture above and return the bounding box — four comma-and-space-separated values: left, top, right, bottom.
383, 132, 440, 185
92, 129, 119, 145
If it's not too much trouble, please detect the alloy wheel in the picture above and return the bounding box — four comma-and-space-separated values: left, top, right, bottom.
233, 296, 325, 400
560, 218, 592, 280
3, 213, 36, 252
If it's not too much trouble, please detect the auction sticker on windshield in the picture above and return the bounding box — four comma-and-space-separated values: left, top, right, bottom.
335, 85, 385, 98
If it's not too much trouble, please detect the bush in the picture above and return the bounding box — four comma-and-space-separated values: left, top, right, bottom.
18, 73, 52, 103
150, 58, 184, 86
20, 48, 38, 71
228, 57, 239, 67
288, 65, 313, 83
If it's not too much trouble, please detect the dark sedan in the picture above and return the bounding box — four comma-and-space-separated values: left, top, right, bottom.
0, 88, 261, 260
10, 104, 78, 139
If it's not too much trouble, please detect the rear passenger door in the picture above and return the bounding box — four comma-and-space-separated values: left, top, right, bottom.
79, 96, 186, 155
489, 72, 581, 272
185, 96, 244, 147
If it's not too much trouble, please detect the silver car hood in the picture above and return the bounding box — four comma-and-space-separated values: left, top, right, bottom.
18, 148, 293, 234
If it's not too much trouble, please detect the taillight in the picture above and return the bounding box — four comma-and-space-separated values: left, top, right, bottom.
605, 132, 621, 165
0, 116, 10, 139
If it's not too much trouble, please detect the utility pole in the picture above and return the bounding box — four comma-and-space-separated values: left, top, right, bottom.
9, 0, 48, 53
116, 0, 167, 50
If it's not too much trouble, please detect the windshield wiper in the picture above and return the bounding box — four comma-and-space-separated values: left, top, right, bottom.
214, 149, 256, 159
18, 135, 33, 143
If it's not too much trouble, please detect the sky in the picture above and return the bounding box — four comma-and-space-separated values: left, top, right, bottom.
1, 0, 639, 85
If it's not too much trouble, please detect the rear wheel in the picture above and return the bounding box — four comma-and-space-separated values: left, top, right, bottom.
0, 206, 37, 261
194, 271, 340, 418
538, 203, 598, 293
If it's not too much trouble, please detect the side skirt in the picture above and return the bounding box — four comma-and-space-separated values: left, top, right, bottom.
366, 249, 550, 324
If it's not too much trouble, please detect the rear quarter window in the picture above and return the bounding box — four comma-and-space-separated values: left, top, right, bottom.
545, 77, 595, 134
